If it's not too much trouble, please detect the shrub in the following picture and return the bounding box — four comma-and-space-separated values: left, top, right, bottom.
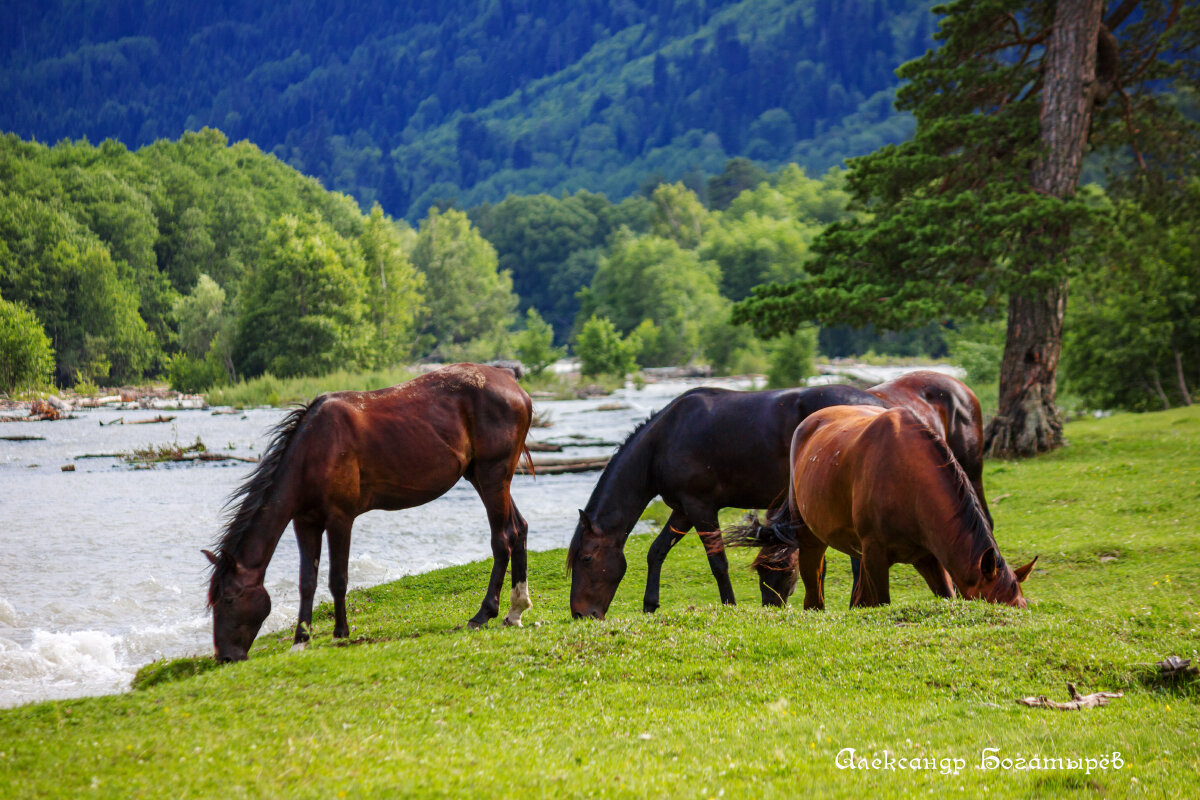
0, 298, 55, 393
766, 327, 817, 389
575, 315, 638, 378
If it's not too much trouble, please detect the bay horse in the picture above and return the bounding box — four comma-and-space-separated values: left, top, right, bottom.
744, 405, 1035, 609
203, 363, 533, 662
567, 371, 989, 619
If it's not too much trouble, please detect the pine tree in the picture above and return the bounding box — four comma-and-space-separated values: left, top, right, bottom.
734, 0, 1198, 456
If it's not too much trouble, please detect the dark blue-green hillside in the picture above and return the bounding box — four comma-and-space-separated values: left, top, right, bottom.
1, 0, 935, 219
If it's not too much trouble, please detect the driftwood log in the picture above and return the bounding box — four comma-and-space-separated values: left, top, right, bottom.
1017, 683, 1123, 710
517, 455, 611, 475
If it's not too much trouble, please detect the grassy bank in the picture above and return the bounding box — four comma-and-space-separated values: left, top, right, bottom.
200, 366, 631, 408
2, 408, 1198, 798
204, 366, 421, 408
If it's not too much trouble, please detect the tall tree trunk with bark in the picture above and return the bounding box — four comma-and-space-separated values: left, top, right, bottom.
984, 0, 1105, 458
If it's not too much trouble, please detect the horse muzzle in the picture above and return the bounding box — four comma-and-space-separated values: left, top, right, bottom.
571, 607, 606, 621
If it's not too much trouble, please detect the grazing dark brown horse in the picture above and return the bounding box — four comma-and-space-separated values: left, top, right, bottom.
750, 405, 1035, 609
203, 364, 533, 661
567, 372, 991, 619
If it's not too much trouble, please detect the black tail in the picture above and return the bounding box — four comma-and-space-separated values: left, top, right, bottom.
723, 510, 801, 575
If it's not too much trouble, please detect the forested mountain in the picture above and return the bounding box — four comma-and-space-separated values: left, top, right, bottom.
1, 0, 934, 219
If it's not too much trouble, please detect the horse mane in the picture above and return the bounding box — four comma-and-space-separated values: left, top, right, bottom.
912, 422, 992, 547
206, 399, 318, 606
565, 406, 669, 573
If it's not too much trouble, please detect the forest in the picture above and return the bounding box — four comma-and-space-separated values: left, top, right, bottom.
1, 0, 1197, 419
0, 129, 881, 393
1, 0, 934, 219
2, 123, 1196, 417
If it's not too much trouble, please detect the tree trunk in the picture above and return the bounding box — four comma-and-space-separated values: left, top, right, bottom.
985, 0, 1104, 458
985, 286, 1068, 457
1175, 348, 1193, 406
1150, 367, 1171, 411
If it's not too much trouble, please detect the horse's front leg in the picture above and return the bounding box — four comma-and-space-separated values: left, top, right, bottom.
326, 513, 354, 638
913, 554, 954, 599
643, 512, 689, 613
293, 518, 324, 644
685, 503, 736, 606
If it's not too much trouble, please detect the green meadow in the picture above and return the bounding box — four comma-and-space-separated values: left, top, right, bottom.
1, 407, 1197, 798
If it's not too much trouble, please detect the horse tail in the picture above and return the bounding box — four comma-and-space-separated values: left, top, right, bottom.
521, 442, 535, 478
206, 398, 320, 605
723, 509, 801, 575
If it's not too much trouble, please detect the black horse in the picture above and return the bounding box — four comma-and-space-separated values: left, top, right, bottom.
566, 384, 888, 619
567, 372, 989, 618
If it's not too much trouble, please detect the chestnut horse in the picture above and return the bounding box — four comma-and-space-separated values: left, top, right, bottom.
567, 371, 988, 619
753, 370, 991, 604
751, 405, 1035, 609
203, 364, 533, 661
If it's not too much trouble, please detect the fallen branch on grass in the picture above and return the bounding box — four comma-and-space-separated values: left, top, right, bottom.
1016, 683, 1123, 710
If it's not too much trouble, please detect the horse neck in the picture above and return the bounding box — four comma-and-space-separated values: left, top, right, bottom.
217, 470, 303, 584
586, 430, 658, 535
231, 502, 294, 576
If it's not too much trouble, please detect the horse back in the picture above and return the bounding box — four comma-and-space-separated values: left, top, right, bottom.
789, 405, 928, 554
868, 371, 984, 481
291, 364, 531, 513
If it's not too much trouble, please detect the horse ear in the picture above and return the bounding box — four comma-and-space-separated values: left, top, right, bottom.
980, 548, 999, 580
202, 549, 220, 567
578, 509, 594, 534
1014, 555, 1039, 583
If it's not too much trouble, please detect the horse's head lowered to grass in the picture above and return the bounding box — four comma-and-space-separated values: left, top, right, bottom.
204, 549, 271, 662
567, 509, 627, 619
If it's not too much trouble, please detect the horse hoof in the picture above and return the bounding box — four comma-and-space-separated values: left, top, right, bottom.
502, 616, 523, 627
466, 620, 487, 630
642, 604, 659, 613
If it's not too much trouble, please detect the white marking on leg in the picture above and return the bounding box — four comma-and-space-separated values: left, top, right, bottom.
503, 581, 532, 626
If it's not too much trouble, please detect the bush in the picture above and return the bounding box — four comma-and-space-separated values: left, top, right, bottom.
514, 309, 564, 376
575, 316, 638, 378
0, 298, 55, 393
766, 327, 817, 389
165, 351, 227, 394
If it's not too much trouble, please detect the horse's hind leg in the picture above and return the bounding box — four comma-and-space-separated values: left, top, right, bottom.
852, 539, 891, 607
326, 512, 354, 638
794, 524, 827, 611
294, 517, 323, 644
502, 506, 531, 627
466, 461, 528, 629
643, 511, 689, 613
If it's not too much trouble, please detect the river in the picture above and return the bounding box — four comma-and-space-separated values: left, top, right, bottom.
0, 365, 956, 708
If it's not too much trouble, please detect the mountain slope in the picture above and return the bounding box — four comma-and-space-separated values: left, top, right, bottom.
1, 0, 934, 218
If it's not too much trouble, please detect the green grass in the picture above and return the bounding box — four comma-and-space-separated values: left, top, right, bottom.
3, 408, 1199, 798
204, 366, 419, 408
